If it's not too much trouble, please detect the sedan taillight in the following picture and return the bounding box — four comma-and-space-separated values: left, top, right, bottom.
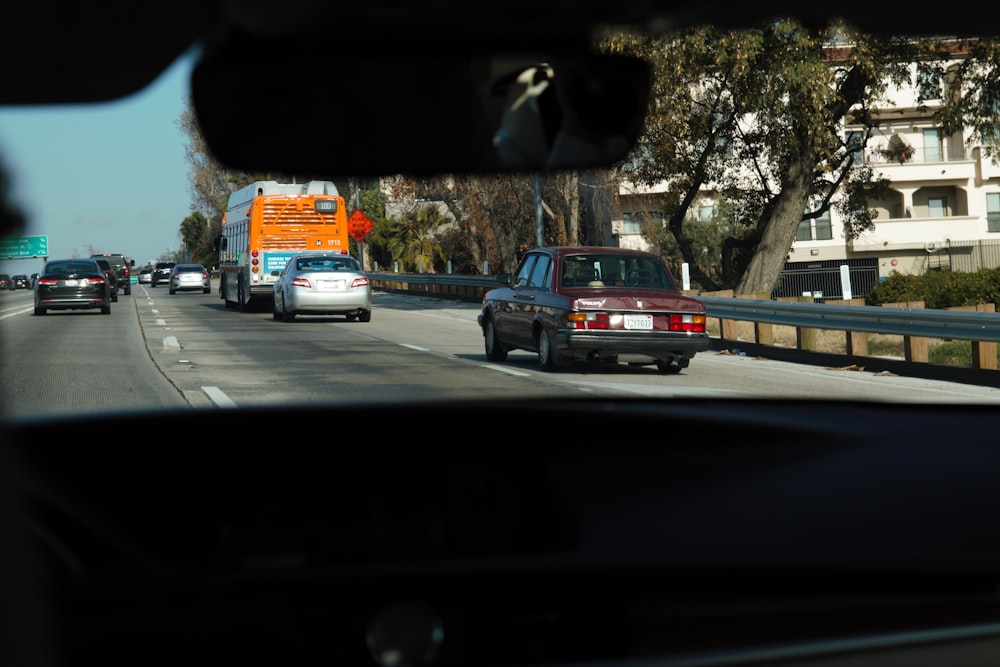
669, 313, 707, 333
567, 312, 610, 330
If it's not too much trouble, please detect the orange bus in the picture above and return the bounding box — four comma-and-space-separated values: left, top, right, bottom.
215, 180, 349, 311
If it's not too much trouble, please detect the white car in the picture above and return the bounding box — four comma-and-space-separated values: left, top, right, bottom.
168, 263, 211, 294
137, 268, 152, 284
272, 252, 371, 322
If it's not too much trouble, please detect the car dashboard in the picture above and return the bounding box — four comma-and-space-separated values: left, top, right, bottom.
4, 398, 1000, 666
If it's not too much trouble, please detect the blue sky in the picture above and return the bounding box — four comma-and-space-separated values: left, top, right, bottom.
0, 50, 197, 277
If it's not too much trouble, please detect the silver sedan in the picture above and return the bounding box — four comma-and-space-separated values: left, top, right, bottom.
272, 253, 372, 322
168, 263, 211, 294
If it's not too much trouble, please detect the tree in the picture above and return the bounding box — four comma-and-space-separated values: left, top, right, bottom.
600, 20, 935, 294
179, 211, 218, 267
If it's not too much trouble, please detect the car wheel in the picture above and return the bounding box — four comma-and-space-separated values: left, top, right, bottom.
33, 306, 45, 316
358, 309, 371, 323
203, 287, 211, 294
124, 286, 131, 295
169, 288, 176, 295
112, 294, 118, 302
484, 316, 508, 362
238, 278, 252, 312
101, 304, 111, 315
281, 308, 295, 322
536, 327, 559, 371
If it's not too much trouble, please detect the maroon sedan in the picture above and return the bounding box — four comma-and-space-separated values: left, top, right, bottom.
478, 246, 711, 373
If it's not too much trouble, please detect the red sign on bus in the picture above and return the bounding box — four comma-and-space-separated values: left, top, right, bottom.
348, 209, 374, 242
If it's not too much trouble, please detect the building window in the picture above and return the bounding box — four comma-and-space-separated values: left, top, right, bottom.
917, 68, 941, 101
623, 211, 664, 233
698, 205, 714, 221
988, 194, 1000, 233
923, 129, 942, 162
814, 210, 833, 240
797, 209, 832, 241
796, 218, 811, 242
928, 196, 947, 217
846, 131, 863, 164
621, 213, 641, 234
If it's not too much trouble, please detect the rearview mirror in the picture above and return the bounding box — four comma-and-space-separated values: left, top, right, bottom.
192, 48, 650, 177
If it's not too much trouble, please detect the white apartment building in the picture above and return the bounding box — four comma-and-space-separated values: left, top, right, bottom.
612, 51, 1000, 298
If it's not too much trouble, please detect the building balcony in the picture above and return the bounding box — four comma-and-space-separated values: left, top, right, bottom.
864, 148, 976, 184
849, 215, 988, 253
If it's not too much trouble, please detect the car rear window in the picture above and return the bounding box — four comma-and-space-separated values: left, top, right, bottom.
295, 257, 359, 271
46, 262, 98, 275
560, 254, 675, 289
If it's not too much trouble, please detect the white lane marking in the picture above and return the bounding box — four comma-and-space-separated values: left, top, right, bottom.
400, 344, 429, 352
0, 306, 34, 320
201, 386, 237, 408
162, 336, 180, 350
482, 364, 532, 377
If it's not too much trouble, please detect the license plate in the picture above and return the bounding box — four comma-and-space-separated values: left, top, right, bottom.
624, 314, 653, 330
319, 280, 345, 290
63, 279, 78, 287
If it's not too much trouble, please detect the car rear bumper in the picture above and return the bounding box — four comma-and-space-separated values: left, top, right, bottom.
171, 281, 210, 291
557, 330, 712, 360
285, 290, 372, 313
35, 297, 108, 309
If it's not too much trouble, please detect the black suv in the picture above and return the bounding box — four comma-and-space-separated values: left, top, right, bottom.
90, 253, 135, 296
151, 261, 176, 288
92, 259, 119, 302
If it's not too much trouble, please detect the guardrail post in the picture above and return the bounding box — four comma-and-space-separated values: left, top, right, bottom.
795, 295, 819, 351
952, 303, 998, 370
828, 297, 868, 356
703, 290, 737, 340
885, 301, 928, 363
739, 293, 773, 345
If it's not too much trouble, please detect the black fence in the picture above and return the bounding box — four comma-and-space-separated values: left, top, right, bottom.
773, 258, 879, 301
925, 238, 1000, 273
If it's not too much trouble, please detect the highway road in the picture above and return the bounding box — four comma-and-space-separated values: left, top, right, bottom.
2, 281, 1000, 421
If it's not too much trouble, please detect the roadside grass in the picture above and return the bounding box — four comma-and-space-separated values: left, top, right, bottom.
708, 319, 999, 367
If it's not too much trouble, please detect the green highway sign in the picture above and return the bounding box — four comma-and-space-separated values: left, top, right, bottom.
0, 235, 48, 259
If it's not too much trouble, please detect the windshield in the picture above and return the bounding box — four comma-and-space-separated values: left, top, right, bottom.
3, 36, 999, 418
5, 10, 1000, 667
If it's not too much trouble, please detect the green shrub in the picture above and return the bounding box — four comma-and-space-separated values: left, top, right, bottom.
867, 267, 1000, 311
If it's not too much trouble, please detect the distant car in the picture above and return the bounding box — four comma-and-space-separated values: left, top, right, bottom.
11, 274, 29, 289
168, 263, 211, 294
33, 258, 112, 315
137, 267, 152, 284
92, 258, 119, 302
89, 253, 134, 295
0, 274, 13, 291
478, 246, 711, 373
150, 261, 176, 287
272, 252, 371, 322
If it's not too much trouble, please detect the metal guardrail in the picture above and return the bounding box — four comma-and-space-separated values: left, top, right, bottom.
368, 272, 1000, 382
369, 273, 1000, 342
697, 296, 1000, 343
368, 272, 1000, 343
